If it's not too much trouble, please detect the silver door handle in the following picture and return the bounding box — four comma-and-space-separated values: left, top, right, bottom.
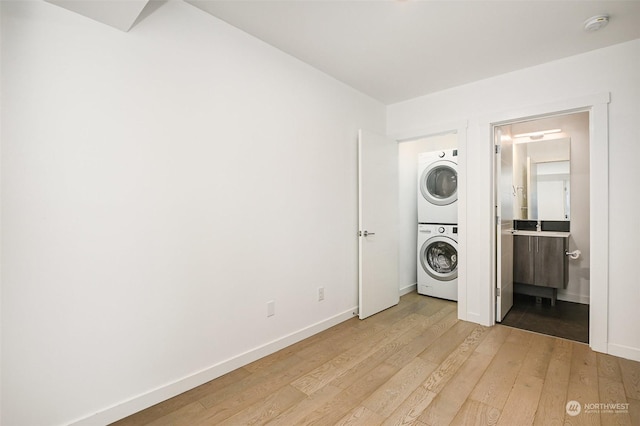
363, 230, 375, 237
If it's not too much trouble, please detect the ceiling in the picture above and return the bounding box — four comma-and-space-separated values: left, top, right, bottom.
45, 0, 150, 32
46, 0, 640, 104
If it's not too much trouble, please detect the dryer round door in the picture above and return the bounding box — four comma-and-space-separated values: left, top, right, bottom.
420, 236, 458, 281
419, 160, 457, 206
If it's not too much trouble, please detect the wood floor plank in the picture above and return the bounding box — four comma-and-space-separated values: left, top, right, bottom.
496, 373, 544, 426
193, 355, 326, 424
417, 351, 494, 425
329, 305, 454, 390
361, 357, 438, 417
415, 295, 456, 317
533, 337, 573, 426
144, 402, 207, 426
352, 294, 424, 329
468, 341, 530, 410
295, 362, 399, 425
597, 352, 623, 382
504, 327, 534, 346
628, 398, 640, 426
474, 325, 511, 356
244, 319, 358, 373
291, 313, 427, 395
519, 333, 555, 379
619, 357, 640, 400
295, 321, 385, 361
450, 399, 501, 426
215, 385, 306, 426
266, 384, 343, 426
381, 309, 458, 368
380, 386, 437, 426
419, 320, 479, 365
327, 336, 404, 391
565, 342, 600, 426
421, 325, 490, 394
196, 353, 307, 408
335, 405, 385, 425
391, 302, 456, 344
598, 376, 632, 426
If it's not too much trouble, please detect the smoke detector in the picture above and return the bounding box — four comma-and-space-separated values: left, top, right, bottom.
584, 15, 609, 32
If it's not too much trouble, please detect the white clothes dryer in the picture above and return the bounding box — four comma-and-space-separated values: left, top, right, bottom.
417, 150, 458, 224
417, 224, 458, 301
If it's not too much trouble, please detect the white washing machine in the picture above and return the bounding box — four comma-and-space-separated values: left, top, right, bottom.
417, 150, 458, 224
417, 224, 458, 301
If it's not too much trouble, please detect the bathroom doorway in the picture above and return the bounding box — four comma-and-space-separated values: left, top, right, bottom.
494, 111, 590, 343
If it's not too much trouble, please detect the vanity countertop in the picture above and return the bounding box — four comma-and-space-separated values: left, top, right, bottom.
512, 230, 570, 238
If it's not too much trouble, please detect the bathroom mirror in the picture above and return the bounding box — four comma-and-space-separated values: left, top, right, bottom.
513, 137, 570, 220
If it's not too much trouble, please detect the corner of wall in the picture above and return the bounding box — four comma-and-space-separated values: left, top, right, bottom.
69, 307, 358, 425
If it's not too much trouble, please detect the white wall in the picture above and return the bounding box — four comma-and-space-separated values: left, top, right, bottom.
388, 39, 640, 361
0, 1, 385, 425
397, 134, 457, 293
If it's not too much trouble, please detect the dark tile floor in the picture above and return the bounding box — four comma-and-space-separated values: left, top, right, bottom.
500, 293, 589, 343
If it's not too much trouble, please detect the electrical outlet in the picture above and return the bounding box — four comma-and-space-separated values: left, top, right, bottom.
267, 300, 275, 317
318, 287, 325, 301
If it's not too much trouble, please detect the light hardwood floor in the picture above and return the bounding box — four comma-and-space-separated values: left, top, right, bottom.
113, 292, 640, 426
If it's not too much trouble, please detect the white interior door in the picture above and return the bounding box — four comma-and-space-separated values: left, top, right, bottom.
358, 129, 399, 319
496, 129, 514, 322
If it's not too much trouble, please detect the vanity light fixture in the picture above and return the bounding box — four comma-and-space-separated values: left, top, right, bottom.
513, 128, 562, 139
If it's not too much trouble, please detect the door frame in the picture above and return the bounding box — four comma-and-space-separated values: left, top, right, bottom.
391, 120, 469, 322
486, 92, 610, 354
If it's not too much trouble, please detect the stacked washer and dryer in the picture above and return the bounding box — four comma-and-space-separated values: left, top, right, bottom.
417, 150, 459, 301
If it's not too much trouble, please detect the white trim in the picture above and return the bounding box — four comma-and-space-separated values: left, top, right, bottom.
465, 312, 486, 326
400, 283, 417, 296
456, 124, 468, 322
486, 92, 610, 355
607, 343, 640, 363
478, 92, 610, 125
389, 120, 468, 322
480, 121, 496, 326
390, 120, 468, 142
68, 307, 358, 426
587, 100, 609, 354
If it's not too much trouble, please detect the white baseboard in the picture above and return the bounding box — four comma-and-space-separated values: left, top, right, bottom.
607, 342, 640, 363
70, 307, 358, 426
465, 312, 489, 326
400, 283, 417, 296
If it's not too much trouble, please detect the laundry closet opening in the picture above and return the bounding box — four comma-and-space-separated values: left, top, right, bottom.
398, 132, 459, 303
494, 111, 590, 343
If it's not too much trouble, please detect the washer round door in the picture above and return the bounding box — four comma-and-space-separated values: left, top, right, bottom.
420, 236, 458, 281
419, 161, 457, 206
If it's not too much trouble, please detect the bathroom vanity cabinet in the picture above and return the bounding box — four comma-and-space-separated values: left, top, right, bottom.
513, 232, 569, 305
